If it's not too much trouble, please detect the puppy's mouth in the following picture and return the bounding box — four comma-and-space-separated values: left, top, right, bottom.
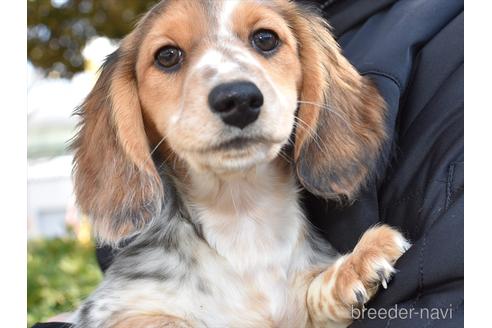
205, 136, 274, 153
184, 135, 287, 172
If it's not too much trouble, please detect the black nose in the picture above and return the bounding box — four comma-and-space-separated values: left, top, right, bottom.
208, 81, 263, 129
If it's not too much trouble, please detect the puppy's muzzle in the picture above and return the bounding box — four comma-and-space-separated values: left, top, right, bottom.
208, 81, 263, 129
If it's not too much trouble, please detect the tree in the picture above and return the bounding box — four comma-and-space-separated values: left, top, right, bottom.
27, 0, 156, 78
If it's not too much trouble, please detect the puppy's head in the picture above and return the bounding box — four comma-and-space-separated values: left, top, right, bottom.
73, 0, 386, 244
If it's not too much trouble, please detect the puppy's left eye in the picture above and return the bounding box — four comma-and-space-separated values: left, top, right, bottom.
251, 29, 280, 54
155, 46, 184, 70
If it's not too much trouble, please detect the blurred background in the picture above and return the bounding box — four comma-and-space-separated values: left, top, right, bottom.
27, 1, 156, 326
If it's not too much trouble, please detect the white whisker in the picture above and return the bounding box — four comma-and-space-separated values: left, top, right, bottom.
293, 118, 332, 160
144, 135, 168, 168
297, 100, 352, 129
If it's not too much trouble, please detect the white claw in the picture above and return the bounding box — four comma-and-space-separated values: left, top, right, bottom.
395, 235, 412, 253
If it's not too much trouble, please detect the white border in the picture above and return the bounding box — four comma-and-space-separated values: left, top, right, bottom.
0, 1, 481, 326
0, 0, 27, 326
465, 1, 491, 327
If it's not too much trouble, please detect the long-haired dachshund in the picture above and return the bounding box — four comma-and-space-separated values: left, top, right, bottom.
71, 0, 410, 327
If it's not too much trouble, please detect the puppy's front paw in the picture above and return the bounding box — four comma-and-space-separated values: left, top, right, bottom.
336, 225, 411, 309
307, 225, 410, 326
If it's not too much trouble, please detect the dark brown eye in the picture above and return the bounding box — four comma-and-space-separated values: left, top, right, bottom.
155, 46, 183, 70
251, 29, 280, 54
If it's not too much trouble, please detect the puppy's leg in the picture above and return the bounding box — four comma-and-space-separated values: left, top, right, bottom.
110, 314, 193, 328
307, 225, 411, 327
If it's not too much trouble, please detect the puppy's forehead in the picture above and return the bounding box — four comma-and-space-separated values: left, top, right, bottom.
218, 0, 242, 36
144, 0, 283, 39
137, 0, 294, 84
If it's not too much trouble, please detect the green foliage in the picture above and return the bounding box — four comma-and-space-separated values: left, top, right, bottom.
28, 0, 157, 77
27, 238, 102, 327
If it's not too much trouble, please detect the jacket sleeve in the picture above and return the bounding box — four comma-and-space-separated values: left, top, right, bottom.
304, 1, 463, 327
357, 12, 464, 327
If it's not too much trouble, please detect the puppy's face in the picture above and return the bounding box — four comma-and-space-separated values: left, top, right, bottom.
136, 0, 302, 173
74, 0, 386, 243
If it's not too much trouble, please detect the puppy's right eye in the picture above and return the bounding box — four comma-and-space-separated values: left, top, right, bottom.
155, 46, 184, 71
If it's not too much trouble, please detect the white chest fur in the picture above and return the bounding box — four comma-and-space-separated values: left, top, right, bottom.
185, 163, 306, 319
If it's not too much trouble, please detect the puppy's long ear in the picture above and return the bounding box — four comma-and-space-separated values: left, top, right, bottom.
72, 34, 163, 245
289, 9, 387, 201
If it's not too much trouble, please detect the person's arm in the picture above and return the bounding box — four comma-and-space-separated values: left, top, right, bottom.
304, 1, 463, 327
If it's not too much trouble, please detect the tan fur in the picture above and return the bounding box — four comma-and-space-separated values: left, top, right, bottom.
72, 32, 163, 244
281, 6, 387, 200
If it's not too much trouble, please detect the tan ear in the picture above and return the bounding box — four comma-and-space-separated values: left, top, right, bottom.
72, 35, 163, 245
289, 9, 387, 201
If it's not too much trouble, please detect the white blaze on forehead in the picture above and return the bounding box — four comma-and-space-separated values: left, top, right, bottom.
219, 0, 242, 38
195, 49, 223, 69
194, 49, 240, 76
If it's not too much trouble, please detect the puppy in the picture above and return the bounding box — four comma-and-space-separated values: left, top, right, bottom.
71, 0, 410, 327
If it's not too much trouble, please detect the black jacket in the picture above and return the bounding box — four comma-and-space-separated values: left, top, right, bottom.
302, 0, 464, 327
34, 0, 464, 327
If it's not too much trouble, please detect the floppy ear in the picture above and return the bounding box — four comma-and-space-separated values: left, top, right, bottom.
72, 34, 163, 245
290, 9, 387, 201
